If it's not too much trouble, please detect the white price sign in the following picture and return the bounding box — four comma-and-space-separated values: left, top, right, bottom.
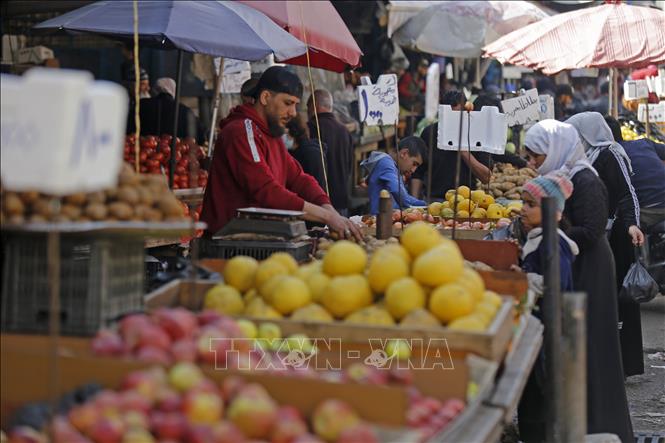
1, 69, 127, 195
357, 74, 399, 126
637, 102, 665, 123
501, 88, 540, 127
624, 80, 649, 101
425, 63, 440, 121
438, 105, 507, 155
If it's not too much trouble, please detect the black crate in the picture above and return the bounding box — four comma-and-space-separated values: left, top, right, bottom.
197, 238, 312, 263
1, 233, 144, 336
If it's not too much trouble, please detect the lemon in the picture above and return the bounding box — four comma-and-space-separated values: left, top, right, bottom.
291, 303, 334, 322
306, 272, 331, 303
429, 283, 475, 324
322, 241, 367, 276
471, 208, 487, 218
486, 203, 504, 220
271, 276, 311, 315
367, 252, 409, 294
457, 185, 470, 199
470, 190, 485, 204
223, 256, 259, 292
244, 288, 258, 304
374, 244, 411, 265
440, 208, 455, 218
448, 315, 485, 331
447, 194, 465, 207
400, 222, 443, 258
428, 202, 442, 216
385, 277, 426, 320
482, 290, 502, 308
268, 252, 298, 274
445, 190, 456, 201
260, 275, 288, 304
345, 305, 395, 326
399, 308, 441, 328
456, 210, 470, 219
294, 262, 319, 281
457, 199, 475, 213
441, 201, 451, 210
255, 260, 289, 292
473, 301, 498, 325
321, 275, 372, 318
456, 267, 485, 302
204, 284, 245, 315
412, 243, 464, 287
244, 298, 282, 319
479, 195, 495, 209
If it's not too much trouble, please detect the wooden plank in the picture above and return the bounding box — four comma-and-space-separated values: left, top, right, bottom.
435, 404, 505, 442
486, 315, 543, 421
478, 270, 528, 299
455, 239, 519, 271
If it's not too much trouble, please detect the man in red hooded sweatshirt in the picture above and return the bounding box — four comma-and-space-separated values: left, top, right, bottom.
202, 66, 361, 240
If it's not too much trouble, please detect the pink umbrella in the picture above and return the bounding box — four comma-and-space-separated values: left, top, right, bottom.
483, 2, 665, 74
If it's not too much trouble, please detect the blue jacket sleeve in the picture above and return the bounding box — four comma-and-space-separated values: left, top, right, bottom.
376, 158, 426, 208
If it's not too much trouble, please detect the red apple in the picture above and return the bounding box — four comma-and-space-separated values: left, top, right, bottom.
51, 416, 89, 443
137, 325, 172, 351
91, 330, 126, 356
88, 415, 125, 443
183, 425, 213, 443
68, 403, 100, 435
337, 424, 379, 443
210, 421, 245, 443
171, 339, 198, 362
154, 308, 198, 341
156, 387, 182, 412
122, 410, 149, 430
345, 363, 388, 385
121, 368, 166, 401
271, 407, 307, 443
292, 434, 325, 443
215, 316, 244, 338
221, 376, 246, 403
227, 384, 278, 439
197, 310, 224, 327
182, 389, 224, 425
311, 399, 360, 442
93, 389, 122, 413
197, 328, 232, 367
136, 345, 172, 365
119, 390, 152, 414
7, 427, 47, 443
119, 314, 152, 348
150, 411, 187, 440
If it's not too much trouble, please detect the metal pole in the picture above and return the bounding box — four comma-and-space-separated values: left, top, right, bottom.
562, 291, 587, 443
542, 196, 563, 443
47, 229, 61, 422
169, 49, 184, 188
207, 57, 224, 158
608, 69, 614, 119
426, 122, 434, 204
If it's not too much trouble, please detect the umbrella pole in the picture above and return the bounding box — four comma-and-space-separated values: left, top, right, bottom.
169, 49, 184, 189
208, 57, 224, 158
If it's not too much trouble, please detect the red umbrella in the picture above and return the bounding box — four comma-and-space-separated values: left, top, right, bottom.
483, 3, 665, 74
238, 0, 362, 72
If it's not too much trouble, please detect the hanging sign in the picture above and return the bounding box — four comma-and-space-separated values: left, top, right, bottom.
637, 102, 665, 123
438, 105, 507, 155
500, 88, 540, 127
1, 68, 127, 195
538, 94, 555, 121
357, 74, 399, 126
425, 63, 440, 121
624, 80, 649, 101
216, 58, 251, 94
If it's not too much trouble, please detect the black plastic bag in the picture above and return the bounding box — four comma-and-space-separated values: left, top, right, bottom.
620, 248, 659, 303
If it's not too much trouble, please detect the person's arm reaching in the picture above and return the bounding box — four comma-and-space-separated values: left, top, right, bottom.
460, 151, 491, 184
302, 202, 362, 241
410, 178, 424, 199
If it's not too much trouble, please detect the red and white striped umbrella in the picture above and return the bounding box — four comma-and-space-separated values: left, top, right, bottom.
483, 3, 665, 74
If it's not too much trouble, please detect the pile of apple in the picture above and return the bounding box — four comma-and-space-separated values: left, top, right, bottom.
407, 388, 466, 442
123, 135, 209, 190
7, 364, 382, 443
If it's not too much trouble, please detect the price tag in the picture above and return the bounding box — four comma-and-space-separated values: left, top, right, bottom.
624, 80, 649, 100
438, 105, 507, 155
357, 74, 399, 126
1, 68, 127, 195
500, 88, 540, 127
425, 63, 440, 121
538, 95, 555, 121
637, 102, 665, 123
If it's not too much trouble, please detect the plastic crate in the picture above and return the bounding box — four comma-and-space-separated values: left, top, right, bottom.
1, 233, 144, 336
197, 238, 312, 263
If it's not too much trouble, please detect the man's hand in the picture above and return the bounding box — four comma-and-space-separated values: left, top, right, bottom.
628, 225, 645, 246
326, 211, 363, 242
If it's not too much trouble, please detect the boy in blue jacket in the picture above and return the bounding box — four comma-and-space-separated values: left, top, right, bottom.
360, 136, 427, 214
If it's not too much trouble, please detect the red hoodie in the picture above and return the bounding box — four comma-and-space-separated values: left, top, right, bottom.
201, 104, 330, 234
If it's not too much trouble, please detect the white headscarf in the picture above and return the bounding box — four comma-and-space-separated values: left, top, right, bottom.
153, 77, 176, 98
565, 111, 633, 174
525, 119, 598, 178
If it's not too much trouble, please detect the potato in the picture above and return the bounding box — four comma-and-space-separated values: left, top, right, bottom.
108, 201, 133, 220
18, 191, 40, 206
29, 214, 48, 223
3, 193, 25, 216
493, 189, 504, 197
117, 186, 140, 205
140, 174, 168, 190
136, 186, 156, 206
85, 203, 108, 221
119, 164, 140, 187
105, 188, 118, 201
157, 196, 184, 217
7, 214, 24, 225
86, 191, 106, 204
499, 182, 516, 191
32, 198, 57, 217
51, 214, 71, 223
63, 193, 87, 206
143, 207, 164, 222
61, 204, 82, 220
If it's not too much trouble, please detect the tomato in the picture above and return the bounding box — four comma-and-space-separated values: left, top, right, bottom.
175, 151, 182, 162
152, 152, 164, 162
148, 167, 161, 175
178, 158, 189, 169
140, 165, 148, 173
145, 136, 158, 149
198, 169, 208, 178
139, 152, 148, 162
146, 159, 159, 169
160, 145, 171, 158
174, 166, 186, 175
173, 182, 180, 189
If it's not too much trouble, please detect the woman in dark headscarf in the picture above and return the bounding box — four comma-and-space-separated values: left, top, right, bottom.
524, 120, 633, 442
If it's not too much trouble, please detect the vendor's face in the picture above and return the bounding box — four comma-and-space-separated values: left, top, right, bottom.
260, 90, 300, 137
520, 192, 541, 230
524, 148, 546, 170
397, 149, 422, 175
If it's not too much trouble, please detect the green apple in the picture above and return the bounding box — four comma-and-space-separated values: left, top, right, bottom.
257, 322, 282, 341
386, 339, 411, 361
237, 319, 258, 339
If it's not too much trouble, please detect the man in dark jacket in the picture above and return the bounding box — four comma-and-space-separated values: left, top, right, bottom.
201, 67, 360, 240
307, 89, 354, 216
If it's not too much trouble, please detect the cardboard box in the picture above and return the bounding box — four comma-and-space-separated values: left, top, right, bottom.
145, 280, 515, 362
16, 46, 54, 65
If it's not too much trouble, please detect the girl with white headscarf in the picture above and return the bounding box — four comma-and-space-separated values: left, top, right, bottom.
566, 112, 645, 379
522, 120, 634, 442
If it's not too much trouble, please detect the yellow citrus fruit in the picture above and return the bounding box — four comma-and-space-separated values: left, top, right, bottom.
429, 283, 475, 324
428, 202, 442, 216
456, 267, 485, 302
294, 262, 320, 281
291, 303, 334, 322
473, 301, 498, 325
445, 190, 456, 201
457, 185, 470, 199
204, 284, 245, 315
271, 276, 311, 315
400, 221, 443, 258
254, 260, 289, 292
479, 195, 495, 209
345, 305, 395, 326
244, 288, 258, 304
305, 272, 331, 303
447, 194, 465, 207
374, 244, 411, 265
367, 252, 409, 294
470, 190, 485, 204
399, 308, 441, 328
486, 203, 504, 220
412, 244, 464, 287
385, 277, 426, 320
441, 201, 451, 210
456, 210, 470, 219
321, 275, 372, 318
244, 297, 282, 319
223, 256, 259, 292
440, 207, 455, 218
447, 315, 485, 331
260, 275, 288, 304
482, 290, 502, 308
268, 252, 298, 274
471, 208, 487, 218
457, 199, 475, 213
322, 241, 367, 276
